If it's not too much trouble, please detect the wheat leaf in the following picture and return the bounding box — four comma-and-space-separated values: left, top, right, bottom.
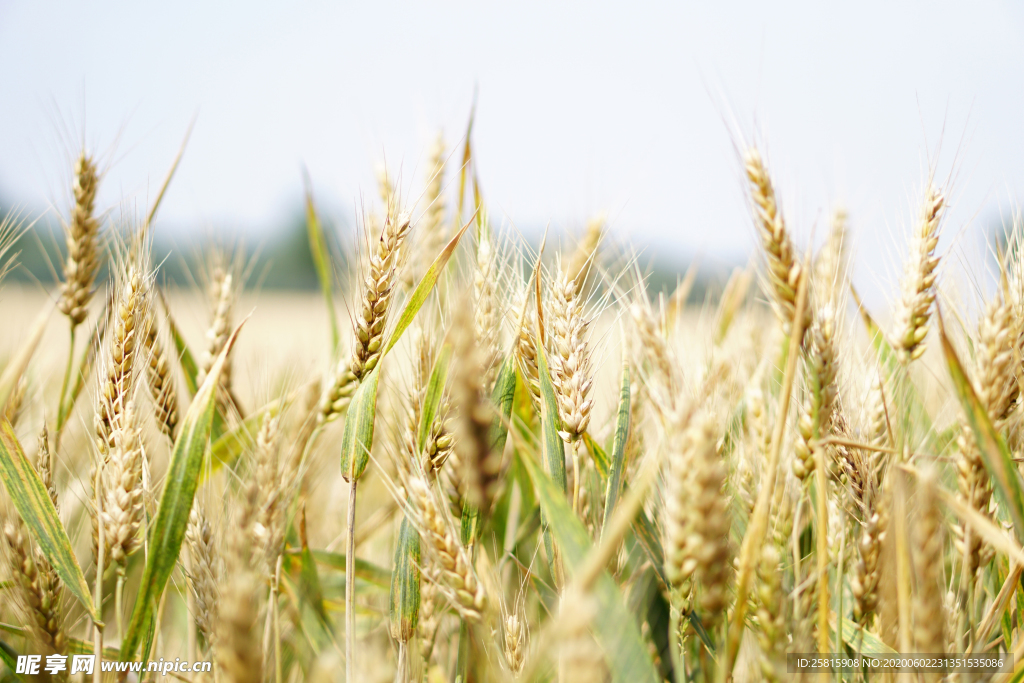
0, 421, 97, 620
535, 337, 566, 582
602, 362, 631, 536
385, 217, 472, 357
519, 445, 660, 683
339, 365, 381, 482
489, 354, 517, 455
388, 516, 421, 639
418, 344, 452, 452
305, 550, 392, 589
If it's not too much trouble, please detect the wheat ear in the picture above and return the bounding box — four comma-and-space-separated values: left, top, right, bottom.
754, 544, 785, 682
249, 413, 288, 576
474, 222, 501, 389
514, 290, 542, 406
2, 426, 65, 652
94, 264, 145, 455
407, 476, 488, 622
59, 153, 102, 327
686, 417, 731, 630
954, 293, 1016, 580
892, 183, 945, 363
143, 310, 178, 441
793, 304, 839, 480
3, 376, 27, 427
186, 503, 221, 652
549, 261, 594, 514
319, 212, 412, 424
197, 265, 235, 399
744, 147, 809, 336
3, 517, 66, 652
502, 593, 528, 677
813, 207, 849, 304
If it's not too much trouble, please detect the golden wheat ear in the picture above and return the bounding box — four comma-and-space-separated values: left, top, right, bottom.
891, 182, 945, 363
59, 152, 102, 328
744, 147, 810, 338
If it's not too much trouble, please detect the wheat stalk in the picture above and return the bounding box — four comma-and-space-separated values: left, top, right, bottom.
912, 467, 946, 668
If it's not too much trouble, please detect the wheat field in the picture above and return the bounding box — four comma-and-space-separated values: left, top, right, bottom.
0, 130, 1022, 683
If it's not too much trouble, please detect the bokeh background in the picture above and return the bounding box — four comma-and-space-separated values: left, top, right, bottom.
2, 0, 1023, 306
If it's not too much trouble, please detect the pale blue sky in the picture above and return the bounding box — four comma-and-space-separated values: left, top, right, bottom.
2, 1, 1023, 302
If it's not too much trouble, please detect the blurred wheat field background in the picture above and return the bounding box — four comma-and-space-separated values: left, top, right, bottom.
2, 120, 1024, 683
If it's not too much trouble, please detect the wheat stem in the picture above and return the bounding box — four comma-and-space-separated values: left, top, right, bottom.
273, 554, 283, 683
93, 456, 105, 683
56, 325, 76, 440
346, 478, 358, 683
812, 444, 830, 662
115, 571, 125, 643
